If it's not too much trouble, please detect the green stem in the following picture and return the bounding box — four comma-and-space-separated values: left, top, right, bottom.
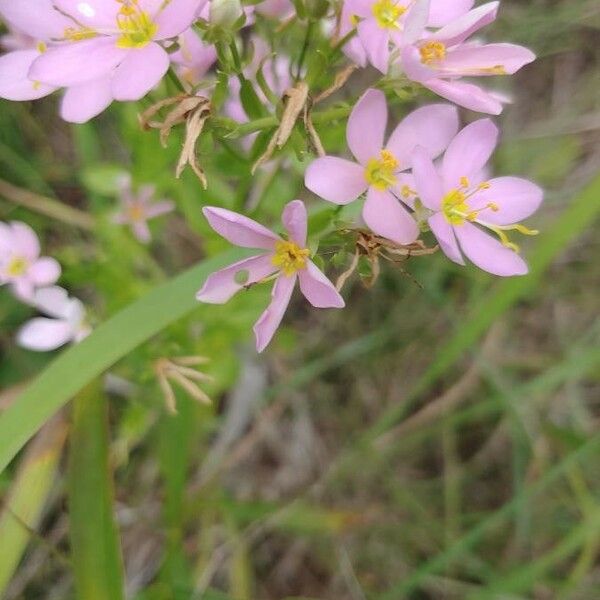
296, 21, 314, 80
166, 67, 186, 94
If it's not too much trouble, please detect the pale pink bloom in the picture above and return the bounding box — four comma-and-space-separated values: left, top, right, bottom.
197, 201, 344, 352
305, 89, 458, 245
170, 28, 216, 88
0, 0, 66, 102
400, 2, 536, 114
113, 175, 174, 243
428, 0, 474, 27
17, 286, 91, 351
411, 119, 543, 276
339, 0, 430, 73
28, 0, 204, 115
0, 221, 61, 301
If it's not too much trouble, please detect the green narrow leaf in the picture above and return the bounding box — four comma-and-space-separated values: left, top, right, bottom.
69, 383, 124, 600
0, 413, 68, 595
0, 247, 249, 476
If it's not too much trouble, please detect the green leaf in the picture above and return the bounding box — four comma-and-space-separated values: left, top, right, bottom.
69, 383, 125, 600
0, 248, 249, 476
0, 414, 68, 596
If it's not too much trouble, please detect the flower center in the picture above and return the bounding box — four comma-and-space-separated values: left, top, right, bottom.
272, 240, 310, 276
443, 178, 538, 252
420, 41, 446, 65
365, 150, 400, 190
127, 202, 146, 221
371, 0, 406, 29
6, 256, 28, 277
116, 0, 157, 49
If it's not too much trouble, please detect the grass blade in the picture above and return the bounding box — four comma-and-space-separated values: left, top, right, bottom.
69, 383, 124, 600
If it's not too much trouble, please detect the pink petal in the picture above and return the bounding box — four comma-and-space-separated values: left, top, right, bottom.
469, 177, 543, 225
401, 45, 437, 83
153, 0, 204, 40
432, 1, 499, 47
60, 77, 113, 123
111, 43, 169, 101
403, 0, 431, 45
411, 146, 444, 210
17, 317, 73, 351
0, 222, 12, 255
196, 254, 276, 304
32, 286, 71, 319
428, 212, 464, 265
145, 200, 175, 219
132, 221, 151, 243
203, 206, 279, 249
442, 119, 498, 190
428, 0, 474, 27
0, 0, 71, 39
0, 50, 57, 101
10, 221, 40, 259
386, 103, 459, 165
298, 260, 345, 308
29, 38, 127, 87
363, 188, 419, 245
424, 78, 504, 115
346, 88, 387, 166
282, 200, 307, 246
454, 221, 528, 276
440, 43, 536, 76
11, 278, 35, 302
29, 257, 61, 286
357, 19, 390, 74
53, 0, 119, 27
305, 157, 367, 205
253, 273, 296, 352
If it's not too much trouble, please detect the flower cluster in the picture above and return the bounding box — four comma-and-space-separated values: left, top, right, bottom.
0, 0, 543, 353
0, 220, 90, 350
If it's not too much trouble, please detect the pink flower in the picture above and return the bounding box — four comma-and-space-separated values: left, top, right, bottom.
339, 0, 430, 72
411, 119, 543, 276
304, 89, 458, 245
427, 0, 474, 27
28, 0, 204, 110
170, 28, 216, 88
0, 221, 61, 301
197, 201, 345, 352
400, 2, 536, 114
113, 175, 174, 243
17, 286, 90, 351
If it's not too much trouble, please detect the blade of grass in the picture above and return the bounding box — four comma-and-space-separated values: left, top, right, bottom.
377, 433, 600, 598
69, 382, 124, 600
0, 413, 68, 596
0, 247, 250, 476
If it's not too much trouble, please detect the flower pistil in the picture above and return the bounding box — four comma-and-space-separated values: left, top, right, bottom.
272, 240, 310, 276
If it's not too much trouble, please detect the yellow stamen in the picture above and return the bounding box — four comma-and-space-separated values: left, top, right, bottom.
127, 203, 146, 222
36, 41, 47, 53
7, 256, 28, 277
64, 26, 97, 41
371, 0, 406, 30
115, 0, 157, 49
271, 240, 310, 276
365, 149, 400, 191
420, 41, 446, 65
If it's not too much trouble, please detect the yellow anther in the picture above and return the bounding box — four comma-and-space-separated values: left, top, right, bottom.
36, 41, 47, 53
272, 240, 310, 276
64, 26, 97, 41
350, 13, 360, 26
401, 184, 416, 198
127, 203, 146, 222
478, 181, 491, 190
7, 256, 27, 277
459, 176, 470, 189
419, 41, 446, 65
365, 150, 400, 190
115, 1, 157, 49
371, 0, 406, 30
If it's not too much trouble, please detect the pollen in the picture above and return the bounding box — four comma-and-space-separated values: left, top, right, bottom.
420, 41, 446, 65
115, 0, 158, 49
64, 26, 98, 41
272, 240, 310, 276
6, 256, 28, 277
365, 149, 400, 190
127, 202, 146, 222
371, 0, 406, 30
